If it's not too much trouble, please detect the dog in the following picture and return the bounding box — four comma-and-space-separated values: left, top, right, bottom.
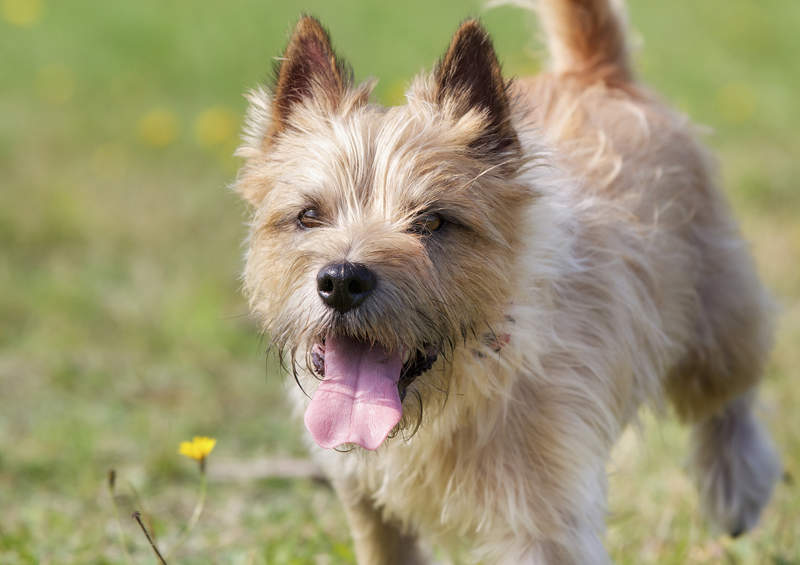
233, 1, 781, 562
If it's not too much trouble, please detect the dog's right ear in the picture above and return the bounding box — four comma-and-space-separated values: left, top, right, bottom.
267, 16, 350, 144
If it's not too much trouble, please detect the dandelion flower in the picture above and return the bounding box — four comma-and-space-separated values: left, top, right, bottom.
179, 436, 216, 462
137, 108, 178, 147
193, 106, 237, 148
2, 0, 43, 27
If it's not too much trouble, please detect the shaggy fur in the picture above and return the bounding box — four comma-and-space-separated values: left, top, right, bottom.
234, 1, 781, 562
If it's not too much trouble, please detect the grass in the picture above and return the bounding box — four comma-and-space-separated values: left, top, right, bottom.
0, 0, 798, 563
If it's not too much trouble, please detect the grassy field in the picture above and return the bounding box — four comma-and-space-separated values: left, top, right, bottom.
1, 0, 798, 563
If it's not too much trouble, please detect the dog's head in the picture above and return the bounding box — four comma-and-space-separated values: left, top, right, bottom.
235, 16, 535, 450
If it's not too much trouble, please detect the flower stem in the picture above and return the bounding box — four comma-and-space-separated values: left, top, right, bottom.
107, 470, 134, 565
166, 458, 208, 558
186, 467, 208, 532
132, 511, 168, 565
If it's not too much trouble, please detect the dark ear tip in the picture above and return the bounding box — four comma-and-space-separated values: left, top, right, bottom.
438, 18, 498, 77
291, 14, 331, 42
295, 14, 324, 30
456, 18, 486, 34
436, 17, 501, 88
451, 18, 490, 44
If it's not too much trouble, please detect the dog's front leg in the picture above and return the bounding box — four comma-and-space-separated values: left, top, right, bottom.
333, 478, 427, 565
511, 533, 609, 565
487, 463, 612, 565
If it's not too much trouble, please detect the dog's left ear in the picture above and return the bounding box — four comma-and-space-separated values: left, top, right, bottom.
435, 20, 520, 164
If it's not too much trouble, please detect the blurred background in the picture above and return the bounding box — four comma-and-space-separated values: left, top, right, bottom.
1, 0, 798, 563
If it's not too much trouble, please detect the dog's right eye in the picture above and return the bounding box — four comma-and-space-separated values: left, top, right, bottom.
298, 208, 324, 229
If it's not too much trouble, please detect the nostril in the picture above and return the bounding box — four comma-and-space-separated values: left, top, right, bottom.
349, 264, 377, 295
318, 275, 334, 293
348, 279, 363, 295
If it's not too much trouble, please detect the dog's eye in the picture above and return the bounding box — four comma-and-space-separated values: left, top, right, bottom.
410, 213, 444, 235
298, 208, 324, 229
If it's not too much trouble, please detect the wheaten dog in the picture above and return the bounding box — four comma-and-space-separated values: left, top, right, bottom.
234, 1, 781, 562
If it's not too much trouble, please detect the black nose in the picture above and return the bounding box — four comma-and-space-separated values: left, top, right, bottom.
316, 262, 377, 313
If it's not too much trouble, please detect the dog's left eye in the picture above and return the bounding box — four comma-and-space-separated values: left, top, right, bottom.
410, 213, 444, 235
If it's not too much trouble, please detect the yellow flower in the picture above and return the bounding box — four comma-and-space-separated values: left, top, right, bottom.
179, 436, 216, 462
2, 0, 43, 28
193, 106, 237, 148
137, 108, 178, 147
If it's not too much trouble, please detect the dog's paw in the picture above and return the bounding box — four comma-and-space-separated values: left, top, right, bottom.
690, 397, 781, 536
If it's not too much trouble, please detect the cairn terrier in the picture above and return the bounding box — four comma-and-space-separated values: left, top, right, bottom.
234, 1, 780, 562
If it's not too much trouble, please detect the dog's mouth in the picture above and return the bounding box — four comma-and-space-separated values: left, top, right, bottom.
310, 339, 438, 398
304, 335, 438, 451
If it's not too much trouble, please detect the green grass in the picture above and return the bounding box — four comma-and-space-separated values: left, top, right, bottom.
1, 1, 798, 563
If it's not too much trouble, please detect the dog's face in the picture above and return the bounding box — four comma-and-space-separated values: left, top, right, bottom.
236, 17, 534, 449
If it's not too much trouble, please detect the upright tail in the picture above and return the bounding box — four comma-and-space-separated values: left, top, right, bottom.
534, 0, 632, 82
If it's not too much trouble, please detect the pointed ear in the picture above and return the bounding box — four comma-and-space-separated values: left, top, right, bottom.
434, 20, 520, 162
268, 16, 350, 141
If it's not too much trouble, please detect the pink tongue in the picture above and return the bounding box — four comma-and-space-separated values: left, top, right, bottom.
304, 335, 404, 450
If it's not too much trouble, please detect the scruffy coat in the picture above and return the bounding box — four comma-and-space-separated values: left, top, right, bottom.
234, 2, 780, 562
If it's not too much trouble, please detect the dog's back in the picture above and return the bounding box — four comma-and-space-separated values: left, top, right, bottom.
516, 0, 781, 539
519, 0, 774, 414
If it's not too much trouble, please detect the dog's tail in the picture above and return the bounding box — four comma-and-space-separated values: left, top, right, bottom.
534, 0, 632, 82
